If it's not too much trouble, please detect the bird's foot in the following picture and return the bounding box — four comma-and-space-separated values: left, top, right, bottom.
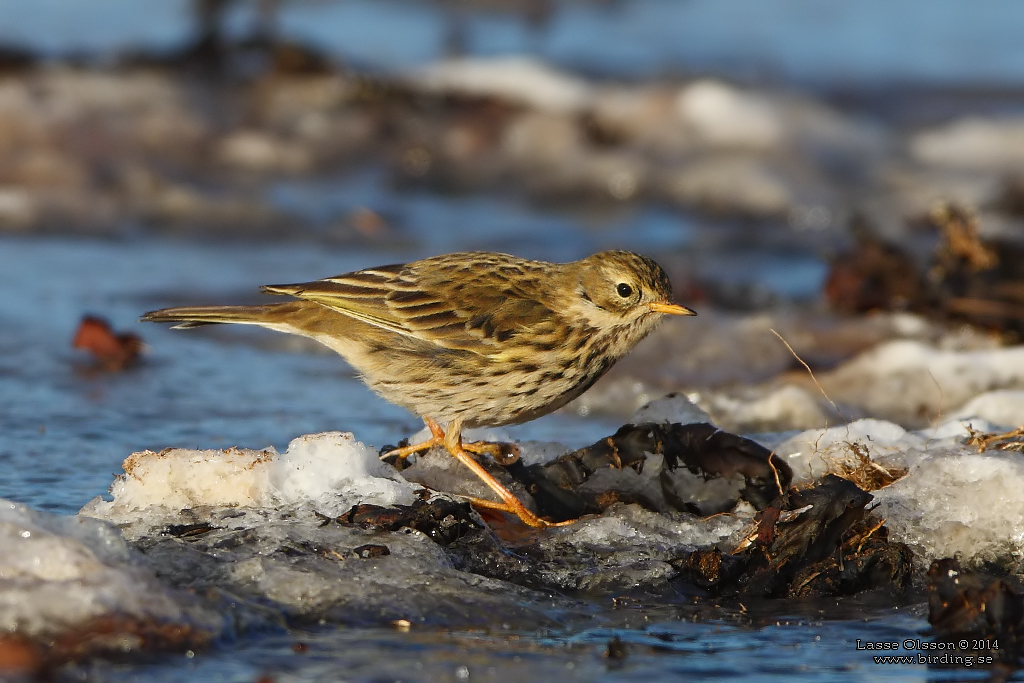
379, 419, 448, 463
462, 440, 521, 465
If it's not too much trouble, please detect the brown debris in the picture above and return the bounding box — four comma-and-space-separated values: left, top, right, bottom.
351, 544, 390, 559
927, 557, 1024, 656
677, 475, 912, 598
603, 636, 628, 661
929, 204, 998, 275
0, 635, 44, 678
27, 615, 214, 667
824, 216, 923, 314
163, 522, 218, 539
825, 204, 1024, 338
338, 498, 479, 545
72, 315, 144, 371
999, 176, 1024, 217
824, 441, 908, 490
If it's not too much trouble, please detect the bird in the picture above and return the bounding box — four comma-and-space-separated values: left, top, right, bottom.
141, 250, 695, 527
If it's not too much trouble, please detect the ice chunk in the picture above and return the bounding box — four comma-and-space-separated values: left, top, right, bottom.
0, 500, 220, 639
661, 157, 793, 216
516, 440, 571, 467
104, 444, 276, 512
83, 432, 420, 524
775, 417, 1024, 566
874, 448, 1024, 566
270, 432, 418, 514
628, 392, 713, 426
411, 56, 593, 114
499, 504, 750, 592
775, 418, 926, 483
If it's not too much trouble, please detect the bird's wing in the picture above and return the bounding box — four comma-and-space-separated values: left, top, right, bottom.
261, 257, 560, 355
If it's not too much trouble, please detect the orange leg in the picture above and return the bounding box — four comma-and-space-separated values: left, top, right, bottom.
439, 417, 572, 529
382, 417, 571, 528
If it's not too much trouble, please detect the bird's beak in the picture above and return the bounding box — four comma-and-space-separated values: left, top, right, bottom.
648, 301, 697, 316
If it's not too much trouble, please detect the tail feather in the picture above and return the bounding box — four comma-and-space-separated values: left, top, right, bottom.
140, 304, 282, 329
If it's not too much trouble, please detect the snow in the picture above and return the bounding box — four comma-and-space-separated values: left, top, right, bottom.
911, 116, 1024, 170
697, 384, 830, 434
950, 390, 1024, 428
270, 432, 418, 513
675, 80, 785, 150
819, 340, 1024, 426
673, 79, 885, 158
410, 56, 593, 114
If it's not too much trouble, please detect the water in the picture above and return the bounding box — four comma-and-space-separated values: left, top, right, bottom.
4, 0, 1024, 87
88, 612, 952, 683
268, 168, 699, 261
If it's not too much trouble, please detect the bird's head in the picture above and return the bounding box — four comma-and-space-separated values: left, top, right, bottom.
569, 251, 695, 336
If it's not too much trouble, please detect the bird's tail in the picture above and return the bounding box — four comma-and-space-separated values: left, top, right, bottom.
140, 304, 288, 329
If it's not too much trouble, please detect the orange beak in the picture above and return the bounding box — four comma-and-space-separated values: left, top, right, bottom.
648, 301, 697, 316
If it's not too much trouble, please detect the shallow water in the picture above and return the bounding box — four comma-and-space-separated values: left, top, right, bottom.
72, 605, 1011, 682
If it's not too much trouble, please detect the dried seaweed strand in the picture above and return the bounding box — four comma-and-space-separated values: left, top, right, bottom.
770, 328, 846, 426
965, 425, 1024, 453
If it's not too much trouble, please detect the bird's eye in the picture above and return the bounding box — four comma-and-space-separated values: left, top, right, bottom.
616, 283, 633, 298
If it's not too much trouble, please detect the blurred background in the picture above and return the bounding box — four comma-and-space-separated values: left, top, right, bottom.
3, 0, 1024, 514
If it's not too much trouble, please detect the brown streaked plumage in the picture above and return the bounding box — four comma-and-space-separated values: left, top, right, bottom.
142, 250, 695, 527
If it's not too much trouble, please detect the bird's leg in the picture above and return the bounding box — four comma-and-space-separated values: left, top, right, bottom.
379, 418, 447, 462
441, 418, 571, 529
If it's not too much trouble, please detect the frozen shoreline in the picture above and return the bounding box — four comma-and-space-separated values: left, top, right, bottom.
4, 376, 1023, 669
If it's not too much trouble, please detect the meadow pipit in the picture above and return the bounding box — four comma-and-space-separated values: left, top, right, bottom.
142, 250, 695, 527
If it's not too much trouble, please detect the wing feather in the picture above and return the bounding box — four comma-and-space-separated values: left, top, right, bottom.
261, 253, 562, 355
